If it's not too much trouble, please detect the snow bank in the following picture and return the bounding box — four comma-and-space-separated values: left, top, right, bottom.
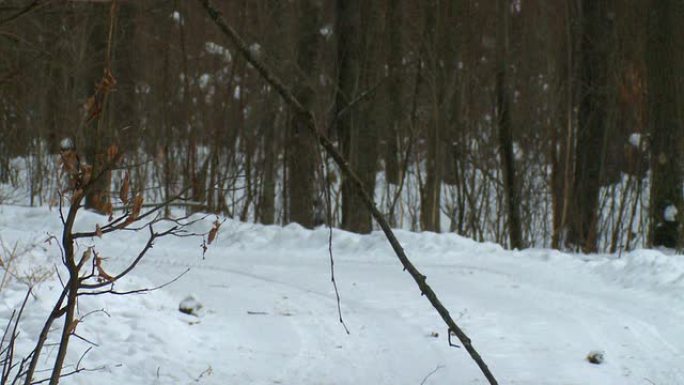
587, 249, 684, 300
0, 204, 682, 385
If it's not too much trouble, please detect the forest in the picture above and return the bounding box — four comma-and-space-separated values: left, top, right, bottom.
1, 1, 683, 253
0, 1, 684, 385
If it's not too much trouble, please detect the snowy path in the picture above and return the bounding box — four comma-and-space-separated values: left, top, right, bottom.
0, 206, 683, 385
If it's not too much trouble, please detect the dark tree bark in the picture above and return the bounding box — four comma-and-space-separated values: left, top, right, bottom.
419, 0, 444, 233
257, 0, 287, 225
496, 0, 524, 249
567, 0, 613, 252
259, 99, 278, 225
552, 1, 580, 250
286, 0, 320, 228
84, 4, 112, 214
647, 0, 683, 248
110, 3, 138, 151
335, 0, 374, 233
357, 1, 382, 228
384, 0, 403, 186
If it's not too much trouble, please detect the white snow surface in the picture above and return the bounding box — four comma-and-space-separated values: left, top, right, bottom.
664, 204, 678, 222
59, 138, 74, 151
0, 205, 682, 385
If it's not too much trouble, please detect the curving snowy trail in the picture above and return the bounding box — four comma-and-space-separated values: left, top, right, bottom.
0, 206, 682, 385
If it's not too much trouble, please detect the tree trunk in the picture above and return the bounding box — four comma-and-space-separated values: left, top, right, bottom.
259, 102, 278, 225
647, 0, 683, 248
496, 0, 523, 249
567, 0, 613, 252
287, 0, 320, 228
385, 0, 402, 186
419, 0, 444, 233
110, 3, 137, 151
84, 4, 112, 214
335, 0, 374, 233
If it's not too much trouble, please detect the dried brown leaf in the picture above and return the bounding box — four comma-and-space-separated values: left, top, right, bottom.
95, 255, 114, 282
95, 224, 103, 238
131, 194, 143, 220
107, 144, 118, 161
207, 219, 221, 245
84, 95, 97, 119
103, 202, 114, 220
60, 150, 78, 176
82, 248, 92, 262
119, 172, 130, 205
85, 69, 117, 123
81, 165, 92, 185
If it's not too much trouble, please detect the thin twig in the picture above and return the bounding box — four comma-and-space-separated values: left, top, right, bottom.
2, 290, 31, 384
71, 186, 193, 239
78, 268, 190, 296
419, 365, 444, 385
78, 308, 111, 321
323, 156, 349, 335
23, 286, 69, 385
0, 0, 42, 25
70, 334, 98, 348
332, 78, 385, 125
79, 224, 174, 289
29, 366, 103, 385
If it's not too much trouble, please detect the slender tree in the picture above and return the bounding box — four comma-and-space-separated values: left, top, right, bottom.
384, 0, 403, 186
84, 3, 115, 214
286, 0, 320, 228
335, 0, 374, 233
419, 0, 445, 233
496, 0, 524, 249
567, 0, 614, 252
646, 0, 683, 248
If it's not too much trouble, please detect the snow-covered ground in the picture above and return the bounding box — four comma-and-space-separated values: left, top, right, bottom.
0, 204, 682, 385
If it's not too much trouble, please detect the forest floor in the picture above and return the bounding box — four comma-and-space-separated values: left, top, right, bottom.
0, 204, 682, 385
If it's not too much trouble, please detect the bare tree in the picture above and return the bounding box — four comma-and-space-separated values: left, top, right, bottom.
334, 0, 375, 233
496, 0, 524, 249
646, 0, 684, 248
567, 0, 614, 252
16, 142, 211, 385
286, 0, 320, 228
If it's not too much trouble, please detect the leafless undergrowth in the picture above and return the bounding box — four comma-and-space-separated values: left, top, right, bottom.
0, 141, 216, 385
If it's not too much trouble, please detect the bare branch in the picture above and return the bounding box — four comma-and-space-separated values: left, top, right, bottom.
78, 268, 190, 296
71, 186, 192, 239
419, 365, 444, 385
321, 155, 349, 334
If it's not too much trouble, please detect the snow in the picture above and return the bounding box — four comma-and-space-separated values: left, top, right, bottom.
248, 43, 261, 57
59, 138, 74, 151
0, 205, 683, 385
171, 11, 182, 25
629, 133, 642, 148
319, 25, 332, 38
664, 204, 678, 222
198, 73, 211, 90
204, 42, 232, 62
